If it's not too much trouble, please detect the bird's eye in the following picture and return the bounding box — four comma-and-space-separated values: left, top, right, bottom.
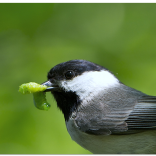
65, 70, 75, 80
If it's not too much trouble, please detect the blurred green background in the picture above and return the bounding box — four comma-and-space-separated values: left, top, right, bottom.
1, 3, 156, 154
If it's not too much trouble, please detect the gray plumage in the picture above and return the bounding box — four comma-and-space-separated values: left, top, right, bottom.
74, 84, 145, 135
73, 84, 156, 136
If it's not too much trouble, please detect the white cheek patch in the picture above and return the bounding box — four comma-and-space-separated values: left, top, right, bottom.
60, 70, 119, 100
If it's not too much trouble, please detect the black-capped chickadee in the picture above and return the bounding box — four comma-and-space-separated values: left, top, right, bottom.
42, 60, 156, 154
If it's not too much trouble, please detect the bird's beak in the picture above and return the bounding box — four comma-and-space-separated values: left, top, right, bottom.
41, 80, 60, 92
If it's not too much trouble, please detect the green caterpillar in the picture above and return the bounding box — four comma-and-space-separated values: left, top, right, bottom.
19, 82, 50, 110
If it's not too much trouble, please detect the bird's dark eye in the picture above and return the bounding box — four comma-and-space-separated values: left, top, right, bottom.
65, 70, 75, 80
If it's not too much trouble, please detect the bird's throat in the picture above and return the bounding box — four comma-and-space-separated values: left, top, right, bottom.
52, 90, 81, 121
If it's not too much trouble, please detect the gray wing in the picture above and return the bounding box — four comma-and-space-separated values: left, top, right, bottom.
126, 96, 156, 132
74, 85, 156, 135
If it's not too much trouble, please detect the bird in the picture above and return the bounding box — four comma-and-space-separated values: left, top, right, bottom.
42, 59, 156, 154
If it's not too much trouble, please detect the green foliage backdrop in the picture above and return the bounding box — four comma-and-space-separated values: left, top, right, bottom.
0, 3, 156, 154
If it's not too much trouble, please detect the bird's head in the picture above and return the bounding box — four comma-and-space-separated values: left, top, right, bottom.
42, 60, 119, 120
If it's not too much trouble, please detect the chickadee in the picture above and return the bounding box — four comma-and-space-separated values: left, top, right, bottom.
42, 60, 156, 154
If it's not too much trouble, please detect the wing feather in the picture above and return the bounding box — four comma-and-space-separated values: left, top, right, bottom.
126, 96, 156, 130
